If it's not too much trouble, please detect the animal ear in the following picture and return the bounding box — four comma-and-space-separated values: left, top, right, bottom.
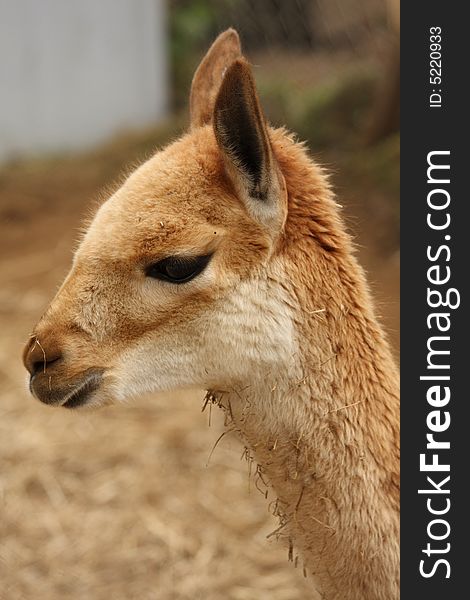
213, 59, 285, 228
190, 28, 242, 128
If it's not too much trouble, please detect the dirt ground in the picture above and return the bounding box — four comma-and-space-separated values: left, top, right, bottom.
0, 117, 399, 599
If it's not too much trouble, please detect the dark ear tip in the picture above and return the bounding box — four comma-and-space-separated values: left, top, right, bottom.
213, 56, 270, 195
219, 58, 254, 96
225, 57, 250, 75
214, 58, 261, 127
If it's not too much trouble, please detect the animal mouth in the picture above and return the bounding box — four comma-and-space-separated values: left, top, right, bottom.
61, 372, 103, 409
29, 367, 105, 408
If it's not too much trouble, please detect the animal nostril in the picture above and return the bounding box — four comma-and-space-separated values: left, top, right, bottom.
31, 355, 61, 377
23, 335, 63, 377
31, 360, 45, 376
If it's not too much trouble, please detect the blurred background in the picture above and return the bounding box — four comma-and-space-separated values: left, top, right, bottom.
0, 1, 399, 598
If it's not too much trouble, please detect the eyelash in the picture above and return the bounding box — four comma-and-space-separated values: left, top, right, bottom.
145, 254, 213, 284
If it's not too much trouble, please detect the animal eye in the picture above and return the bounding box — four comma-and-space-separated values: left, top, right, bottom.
145, 254, 212, 283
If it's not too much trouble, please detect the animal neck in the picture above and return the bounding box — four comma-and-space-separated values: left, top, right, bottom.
217, 296, 399, 599
213, 131, 400, 599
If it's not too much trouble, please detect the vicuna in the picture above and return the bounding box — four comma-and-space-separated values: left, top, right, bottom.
23, 30, 399, 600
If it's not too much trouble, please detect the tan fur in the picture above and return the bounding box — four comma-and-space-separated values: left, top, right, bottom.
23, 31, 399, 599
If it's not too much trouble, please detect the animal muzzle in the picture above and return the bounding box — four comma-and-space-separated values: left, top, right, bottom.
23, 334, 104, 409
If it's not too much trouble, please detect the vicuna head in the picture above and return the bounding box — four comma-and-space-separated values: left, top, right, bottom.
23, 29, 342, 409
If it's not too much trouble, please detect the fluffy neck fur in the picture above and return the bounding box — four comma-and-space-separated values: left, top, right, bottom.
213, 129, 400, 600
